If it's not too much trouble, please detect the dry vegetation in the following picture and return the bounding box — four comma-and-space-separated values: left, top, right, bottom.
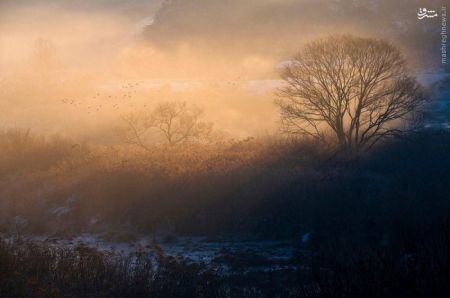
1, 125, 450, 239
1, 124, 450, 297
0, 127, 324, 237
2, 219, 450, 298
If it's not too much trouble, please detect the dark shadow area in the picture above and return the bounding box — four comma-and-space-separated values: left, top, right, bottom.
1, 130, 450, 297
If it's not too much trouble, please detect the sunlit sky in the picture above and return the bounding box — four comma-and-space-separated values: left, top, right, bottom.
0, 0, 445, 142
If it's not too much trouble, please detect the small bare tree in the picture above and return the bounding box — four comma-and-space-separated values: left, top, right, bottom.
276, 35, 427, 154
120, 101, 214, 149
151, 101, 213, 146
120, 112, 153, 151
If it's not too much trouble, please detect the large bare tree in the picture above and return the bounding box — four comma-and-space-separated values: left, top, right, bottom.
276, 36, 427, 154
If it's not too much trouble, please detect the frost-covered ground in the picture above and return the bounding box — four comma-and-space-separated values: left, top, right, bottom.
2, 233, 299, 272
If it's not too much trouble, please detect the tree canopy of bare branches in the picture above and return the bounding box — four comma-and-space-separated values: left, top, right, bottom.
119, 101, 214, 150
276, 35, 427, 154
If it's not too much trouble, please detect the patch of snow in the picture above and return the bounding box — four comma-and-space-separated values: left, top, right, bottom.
50, 206, 72, 217
9, 233, 297, 271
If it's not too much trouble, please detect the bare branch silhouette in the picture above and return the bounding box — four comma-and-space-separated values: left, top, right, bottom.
119, 101, 215, 149
276, 35, 428, 155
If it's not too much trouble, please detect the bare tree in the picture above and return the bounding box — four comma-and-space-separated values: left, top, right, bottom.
119, 101, 214, 149
120, 112, 153, 151
276, 35, 427, 154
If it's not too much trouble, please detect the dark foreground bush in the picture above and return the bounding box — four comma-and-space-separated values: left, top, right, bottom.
0, 237, 223, 298
307, 220, 450, 298
2, 230, 450, 298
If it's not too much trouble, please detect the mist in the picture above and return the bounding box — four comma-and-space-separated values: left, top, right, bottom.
0, 0, 444, 142
1, 1, 450, 296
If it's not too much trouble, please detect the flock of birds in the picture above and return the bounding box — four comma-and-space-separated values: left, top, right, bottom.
60, 82, 143, 115
59, 77, 249, 116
